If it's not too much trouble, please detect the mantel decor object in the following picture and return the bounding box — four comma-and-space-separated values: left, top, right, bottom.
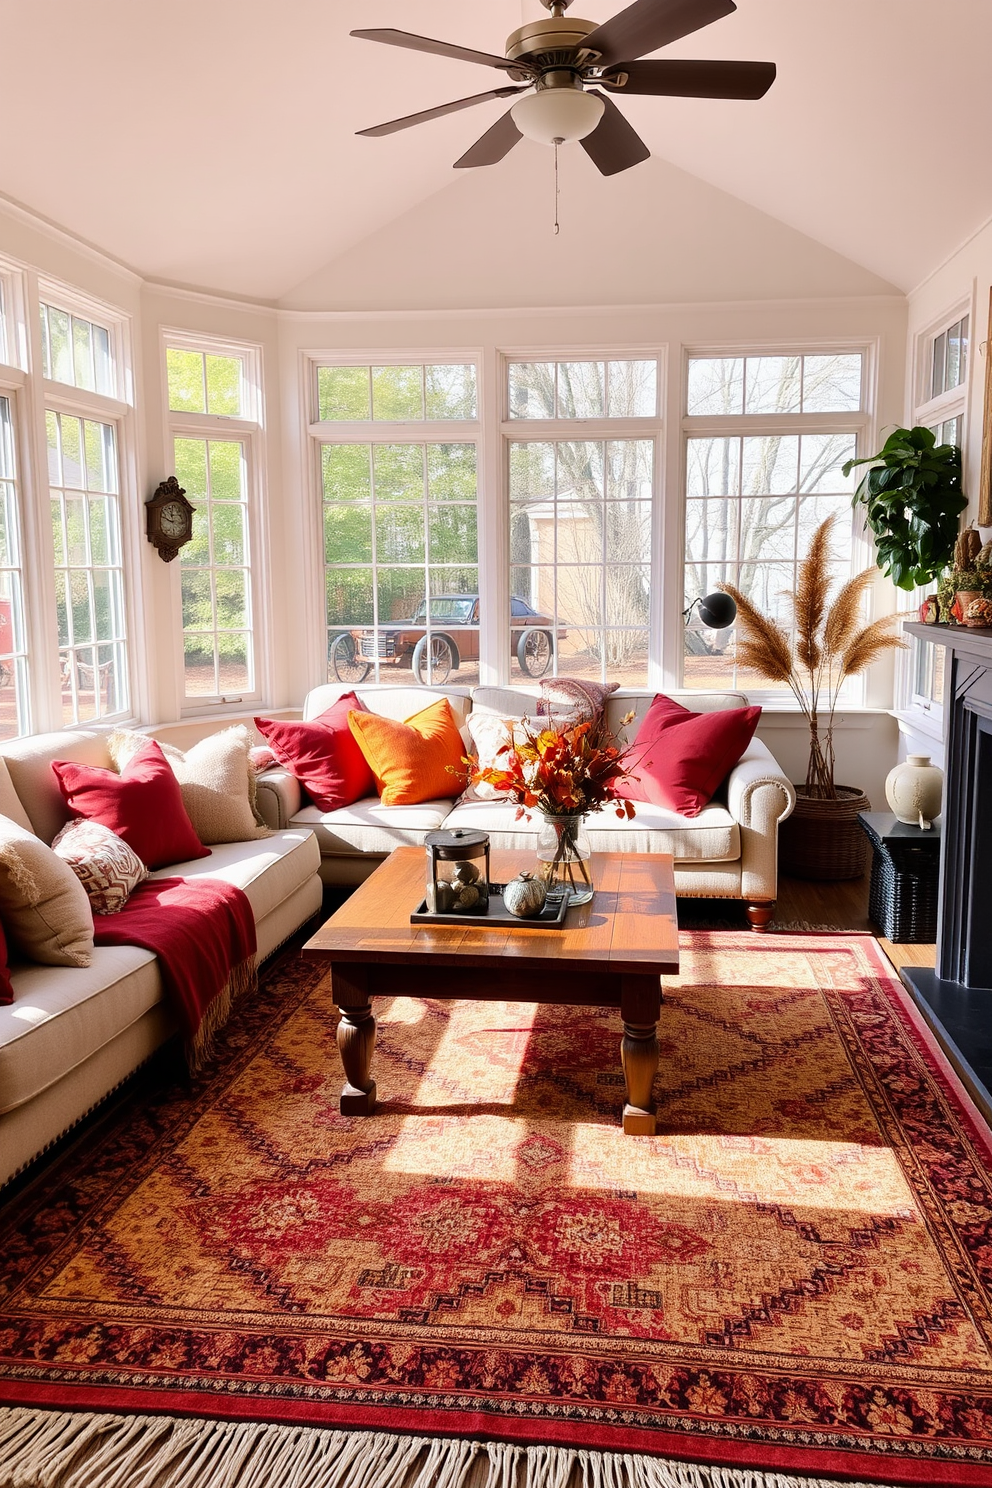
146, 476, 196, 563
424, 828, 490, 915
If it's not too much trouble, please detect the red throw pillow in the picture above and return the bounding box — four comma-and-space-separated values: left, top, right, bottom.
617, 695, 761, 817
255, 692, 375, 812
0, 918, 13, 1005
52, 740, 210, 870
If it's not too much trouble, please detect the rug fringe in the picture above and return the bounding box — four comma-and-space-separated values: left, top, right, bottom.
0, 1408, 892, 1488
186, 952, 258, 1074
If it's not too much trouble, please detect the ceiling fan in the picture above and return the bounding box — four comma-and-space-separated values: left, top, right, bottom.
352, 0, 776, 177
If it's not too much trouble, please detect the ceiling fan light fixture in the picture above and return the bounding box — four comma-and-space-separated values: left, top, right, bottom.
510, 86, 604, 145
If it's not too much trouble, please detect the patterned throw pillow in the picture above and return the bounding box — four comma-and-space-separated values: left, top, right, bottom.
462, 713, 545, 801
52, 819, 149, 916
537, 678, 619, 727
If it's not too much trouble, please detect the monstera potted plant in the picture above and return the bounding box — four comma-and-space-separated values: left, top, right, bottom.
842, 425, 967, 590
720, 518, 904, 880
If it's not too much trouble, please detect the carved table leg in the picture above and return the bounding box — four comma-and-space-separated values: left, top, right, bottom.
332, 965, 377, 1116
620, 974, 662, 1135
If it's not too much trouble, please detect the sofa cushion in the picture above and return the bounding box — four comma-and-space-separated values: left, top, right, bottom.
303, 684, 472, 731
111, 725, 265, 844
617, 695, 761, 816
440, 798, 740, 862
1, 730, 113, 844
463, 711, 544, 801
53, 741, 211, 870
348, 698, 467, 806
0, 815, 94, 967
148, 829, 321, 925
256, 693, 375, 811
52, 819, 148, 915
0, 945, 160, 1114
290, 798, 453, 857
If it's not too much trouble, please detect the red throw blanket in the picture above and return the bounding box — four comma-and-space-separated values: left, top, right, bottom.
94, 876, 257, 1067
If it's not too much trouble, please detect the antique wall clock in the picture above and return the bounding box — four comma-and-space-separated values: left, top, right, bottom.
146, 476, 196, 563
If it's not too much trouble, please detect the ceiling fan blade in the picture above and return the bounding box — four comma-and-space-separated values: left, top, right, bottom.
453, 108, 523, 168
351, 29, 531, 77
582, 0, 736, 68
580, 93, 651, 176
358, 86, 529, 138
601, 58, 776, 99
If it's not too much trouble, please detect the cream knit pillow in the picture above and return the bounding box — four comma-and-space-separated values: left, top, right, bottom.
0, 814, 94, 966
109, 726, 268, 846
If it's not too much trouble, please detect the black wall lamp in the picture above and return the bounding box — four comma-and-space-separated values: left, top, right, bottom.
683, 592, 737, 629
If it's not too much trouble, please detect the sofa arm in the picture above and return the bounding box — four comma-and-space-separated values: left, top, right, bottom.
725, 740, 796, 907
254, 768, 302, 831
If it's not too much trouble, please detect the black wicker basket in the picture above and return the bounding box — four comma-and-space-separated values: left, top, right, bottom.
860, 816, 940, 943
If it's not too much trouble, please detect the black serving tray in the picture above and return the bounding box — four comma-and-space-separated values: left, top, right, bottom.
411, 883, 571, 929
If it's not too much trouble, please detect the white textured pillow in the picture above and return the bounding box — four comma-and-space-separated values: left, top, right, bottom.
52, 819, 148, 915
110, 726, 267, 845
463, 713, 544, 801
0, 814, 93, 966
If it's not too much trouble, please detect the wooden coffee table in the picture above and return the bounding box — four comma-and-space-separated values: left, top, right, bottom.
302, 847, 679, 1134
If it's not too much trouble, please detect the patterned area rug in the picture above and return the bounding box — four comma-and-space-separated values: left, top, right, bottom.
2, 931, 992, 1487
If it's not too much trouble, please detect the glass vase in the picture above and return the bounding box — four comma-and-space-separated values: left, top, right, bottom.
536, 812, 594, 905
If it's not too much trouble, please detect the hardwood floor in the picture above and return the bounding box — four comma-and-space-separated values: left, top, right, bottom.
775, 870, 936, 975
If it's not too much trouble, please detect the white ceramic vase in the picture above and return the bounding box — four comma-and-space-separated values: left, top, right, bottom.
884, 755, 943, 829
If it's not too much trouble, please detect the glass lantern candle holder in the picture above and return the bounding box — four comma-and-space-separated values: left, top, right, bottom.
424, 828, 491, 915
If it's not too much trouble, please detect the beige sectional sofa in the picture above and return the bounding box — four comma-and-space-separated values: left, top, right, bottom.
256, 683, 796, 923
0, 726, 322, 1188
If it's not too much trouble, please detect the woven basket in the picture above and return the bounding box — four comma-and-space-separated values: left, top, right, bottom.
779, 785, 871, 881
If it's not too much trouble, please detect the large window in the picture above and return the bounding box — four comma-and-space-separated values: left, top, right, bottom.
682, 351, 866, 693
318, 361, 480, 688
47, 410, 128, 723
0, 396, 29, 738
506, 360, 658, 687
166, 337, 260, 703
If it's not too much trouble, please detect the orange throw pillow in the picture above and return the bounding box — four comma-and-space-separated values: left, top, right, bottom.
347, 699, 466, 807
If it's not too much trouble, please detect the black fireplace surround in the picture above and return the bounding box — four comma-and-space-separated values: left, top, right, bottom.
902, 622, 992, 1120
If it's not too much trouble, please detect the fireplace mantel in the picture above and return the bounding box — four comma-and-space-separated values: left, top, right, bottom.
902, 622, 992, 1119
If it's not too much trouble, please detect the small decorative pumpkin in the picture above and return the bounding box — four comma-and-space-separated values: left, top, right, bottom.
503, 871, 547, 919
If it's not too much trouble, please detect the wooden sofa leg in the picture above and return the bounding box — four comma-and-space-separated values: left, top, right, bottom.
746, 900, 774, 932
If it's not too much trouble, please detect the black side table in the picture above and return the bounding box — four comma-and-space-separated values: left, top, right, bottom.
858, 811, 941, 943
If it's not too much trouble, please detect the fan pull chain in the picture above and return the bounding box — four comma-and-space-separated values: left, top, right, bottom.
553, 138, 561, 235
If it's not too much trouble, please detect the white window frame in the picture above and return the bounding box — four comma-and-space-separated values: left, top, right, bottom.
306, 349, 485, 686
163, 329, 267, 714
679, 339, 877, 708
499, 347, 664, 689
0, 264, 141, 733
895, 298, 972, 731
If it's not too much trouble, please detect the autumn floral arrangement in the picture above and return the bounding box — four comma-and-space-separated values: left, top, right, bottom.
469, 714, 639, 821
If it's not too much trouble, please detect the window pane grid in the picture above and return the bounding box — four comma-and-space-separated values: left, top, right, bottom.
510, 438, 652, 686
508, 360, 658, 420
687, 352, 863, 417
323, 440, 480, 686
317, 364, 478, 423
167, 348, 244, 418
176, 436, 253, 698
40, 303, 114, 396
47, 409, 127, 723
683, 406, 861, 692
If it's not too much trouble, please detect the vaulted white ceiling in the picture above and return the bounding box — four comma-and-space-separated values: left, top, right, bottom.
1, 0, 989, 305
